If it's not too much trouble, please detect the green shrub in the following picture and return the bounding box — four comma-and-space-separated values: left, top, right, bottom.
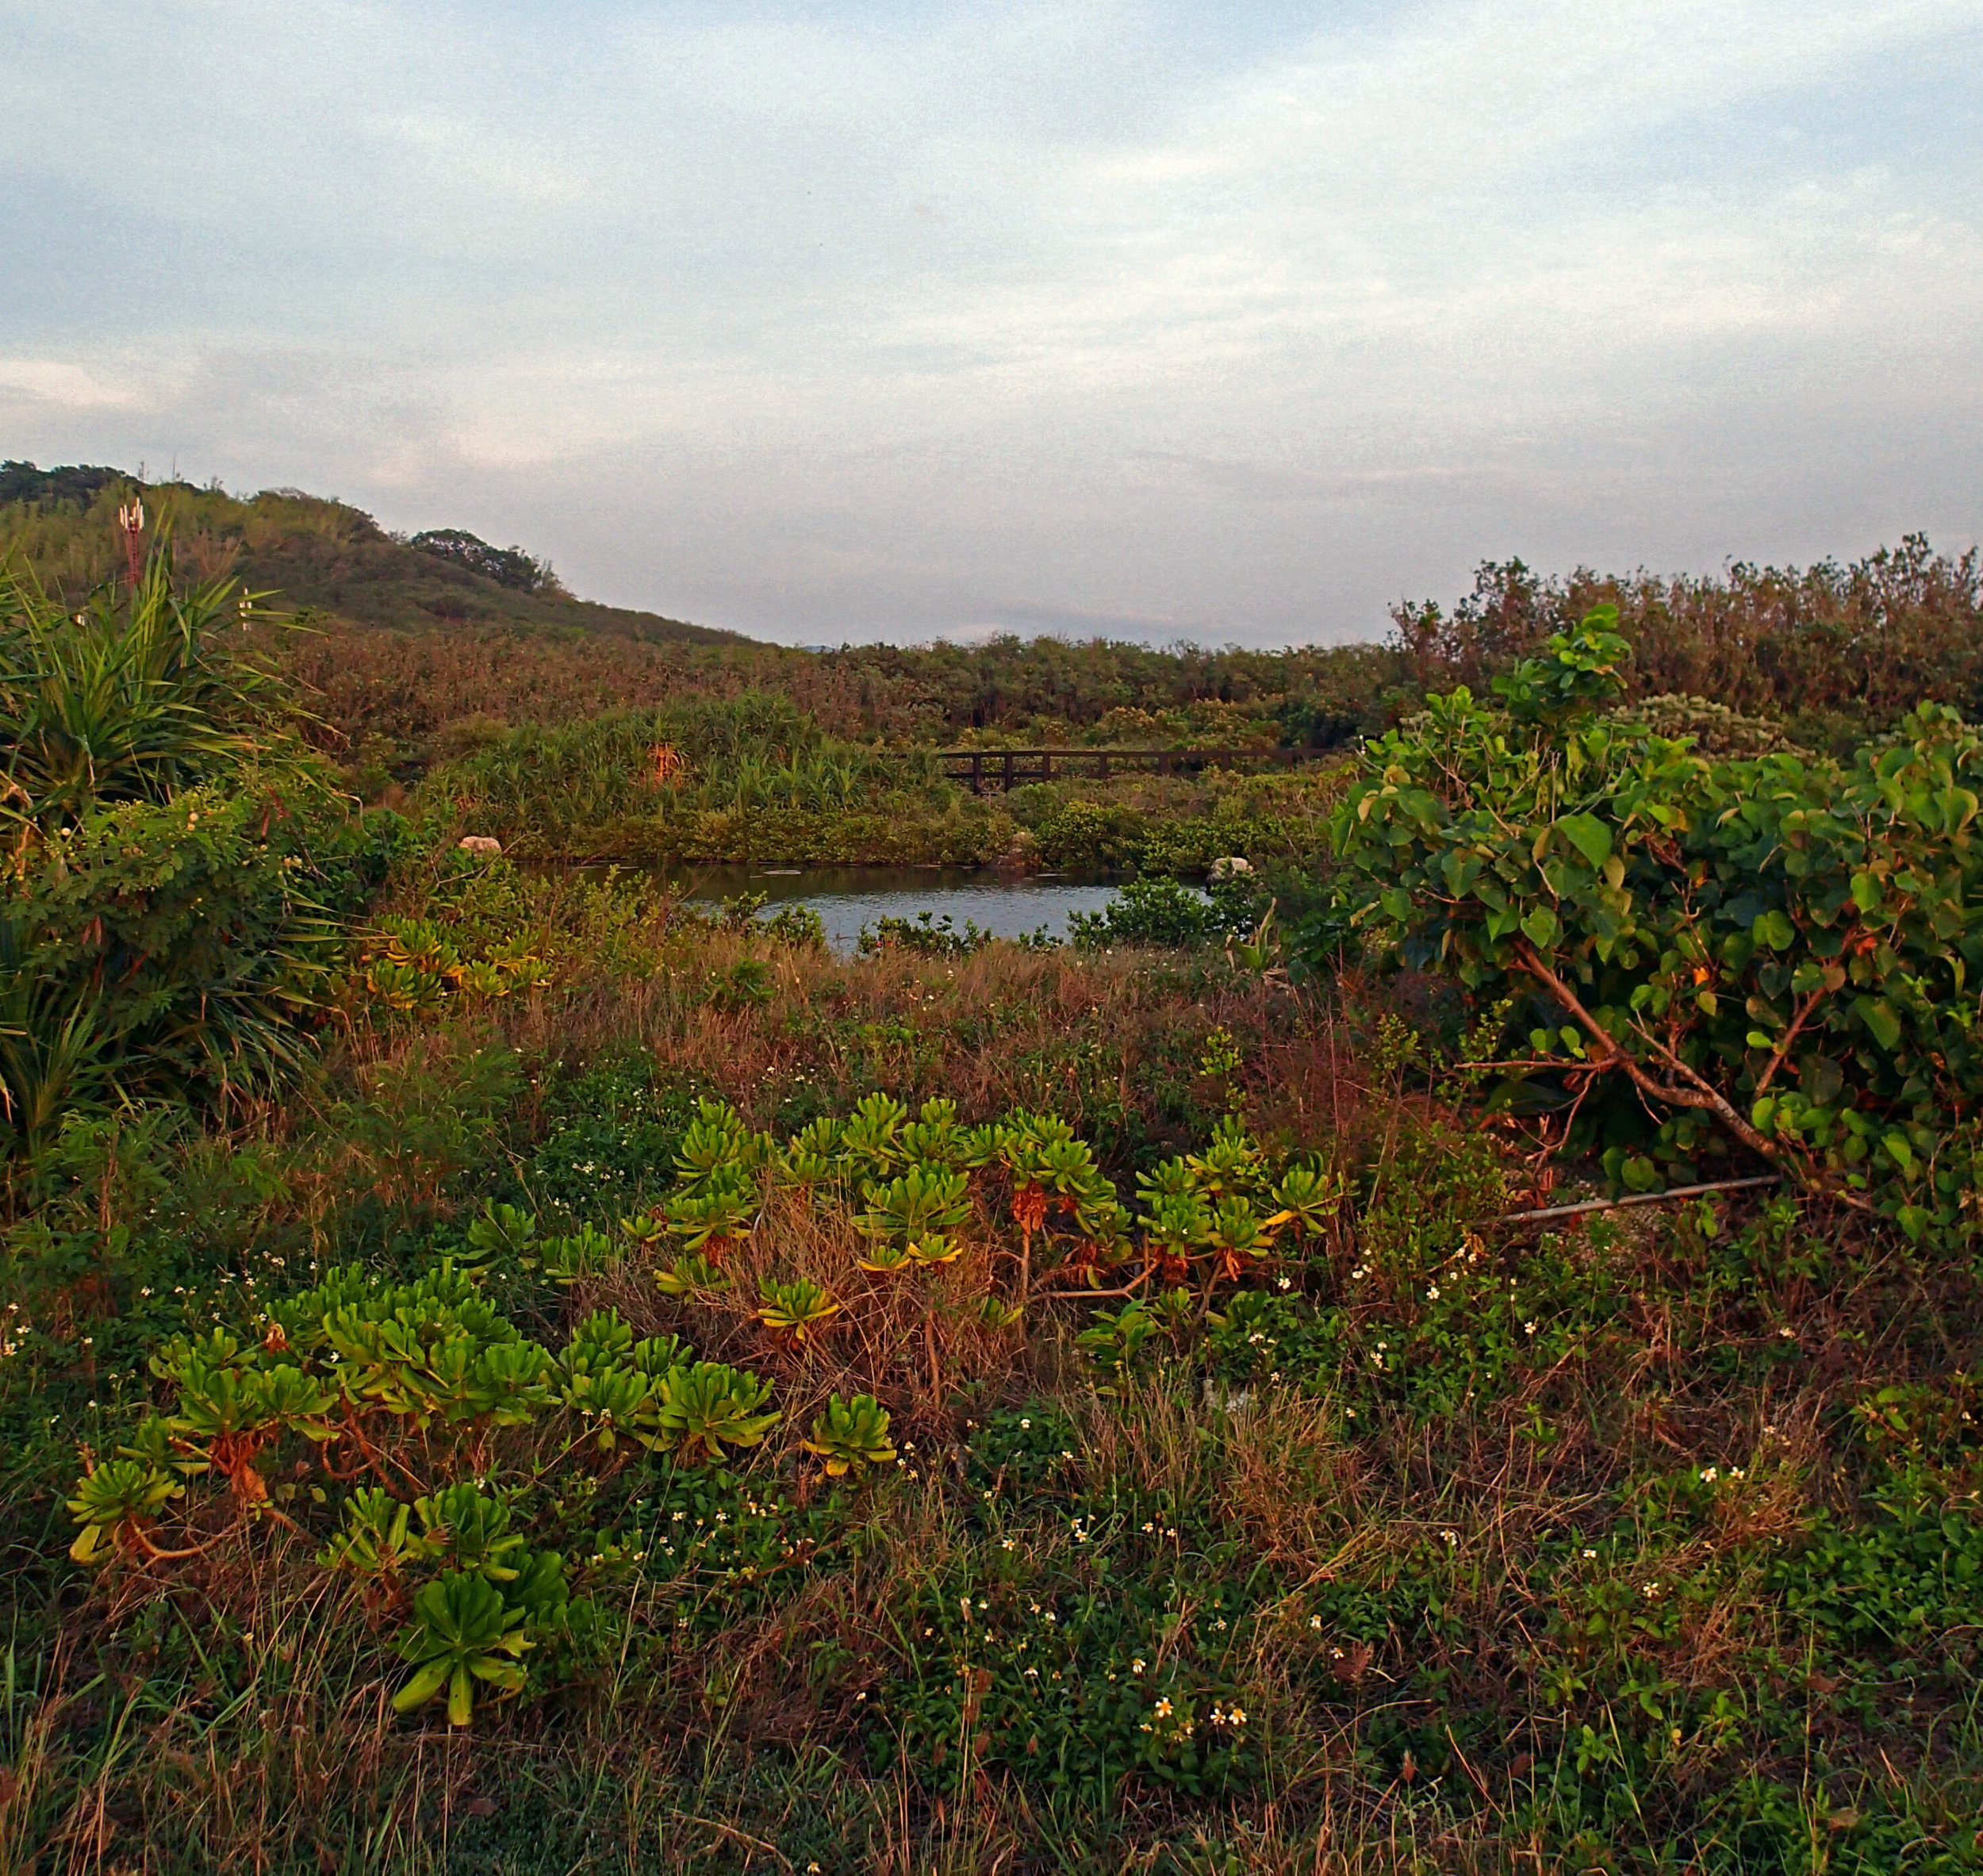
0, 549, 363, 1153
1068, 875, 1262, 949
1329, 610, 1983, 1240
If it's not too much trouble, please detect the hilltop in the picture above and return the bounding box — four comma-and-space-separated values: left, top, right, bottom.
0, 459, 746, 649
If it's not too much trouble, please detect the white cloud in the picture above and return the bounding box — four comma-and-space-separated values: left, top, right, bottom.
0, 358, 138, 409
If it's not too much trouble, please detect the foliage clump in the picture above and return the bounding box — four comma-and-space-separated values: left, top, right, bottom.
1331, 608, 1983, 1241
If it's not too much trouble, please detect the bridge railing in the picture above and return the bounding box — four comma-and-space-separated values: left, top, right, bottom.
923, 747, 1333, 795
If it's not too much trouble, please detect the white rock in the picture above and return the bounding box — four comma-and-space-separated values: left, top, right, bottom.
458, 835, 503, 856
1210, 856, 1252, 880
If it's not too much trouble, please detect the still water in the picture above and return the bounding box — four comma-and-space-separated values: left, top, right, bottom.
670, 865, 1126, 954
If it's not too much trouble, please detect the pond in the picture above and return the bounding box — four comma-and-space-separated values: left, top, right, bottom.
669, 864, 1133, 954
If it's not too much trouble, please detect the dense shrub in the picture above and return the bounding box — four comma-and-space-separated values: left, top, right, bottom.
1394, 538, 1983, 750
1068, 874, 1265, 950
0, 548, 383, 1154
1329, 611, 1983, 1239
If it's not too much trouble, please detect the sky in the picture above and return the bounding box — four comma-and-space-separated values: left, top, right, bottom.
2, 0, 1980, 647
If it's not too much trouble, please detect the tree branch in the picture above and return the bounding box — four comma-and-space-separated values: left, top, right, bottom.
1509, 938, 1875, 1214
1753, 987, 1830, 1095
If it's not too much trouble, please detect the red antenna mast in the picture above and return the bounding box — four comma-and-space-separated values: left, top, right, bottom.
117, 496, 146, 589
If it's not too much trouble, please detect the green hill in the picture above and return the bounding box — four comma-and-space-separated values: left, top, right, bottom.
0, 460, 746, 649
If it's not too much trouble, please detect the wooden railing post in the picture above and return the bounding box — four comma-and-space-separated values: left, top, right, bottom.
931, 746, 1324, 787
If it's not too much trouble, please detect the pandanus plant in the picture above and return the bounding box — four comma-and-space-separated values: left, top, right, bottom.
899, 1097, 988, 1170
999, 1114, 1114, 1300
665, 1173, 758, 1258
67, 1459, 186, 1564
654, 1253, 731, 1297
392, 1571, 535, 1727
556, 1312, 694, 1451
653, 1362, 778, 1464
780, 1116, 846, 1193
318, 1486, 432, 1592
840, 1091, 908, 1184
673, 1097, 773, 1187
413, 1481, 528, 1579
1203, 1195, 1271, 1284
1185, 1114, 1267, 1200
164, 1350, 336, 1502
1138, 1189, 1210, 1285
1264, 1163, 1346, 1243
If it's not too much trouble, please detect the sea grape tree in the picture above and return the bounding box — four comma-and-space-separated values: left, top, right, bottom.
1330, 610, 1983, 1241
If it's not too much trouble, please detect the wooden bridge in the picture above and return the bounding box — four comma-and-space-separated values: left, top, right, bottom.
933, 746, 1333, 796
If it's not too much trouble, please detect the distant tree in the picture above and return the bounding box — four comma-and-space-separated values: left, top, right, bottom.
409, 528, 566, 595
0, 459, 127, 510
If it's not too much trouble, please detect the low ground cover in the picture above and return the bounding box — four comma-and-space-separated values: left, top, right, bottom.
5, 857, 1981, 1871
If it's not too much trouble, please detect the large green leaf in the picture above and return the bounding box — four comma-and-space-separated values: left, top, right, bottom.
1557, 813, 1612, 869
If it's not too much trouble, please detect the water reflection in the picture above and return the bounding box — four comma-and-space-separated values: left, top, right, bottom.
669, 864, 1128, 954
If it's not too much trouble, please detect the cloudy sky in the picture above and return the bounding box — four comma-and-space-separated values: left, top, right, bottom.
2, 0, 1979, 645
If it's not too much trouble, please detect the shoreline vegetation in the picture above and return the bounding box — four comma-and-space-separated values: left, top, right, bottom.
3, 467, 1983, 1871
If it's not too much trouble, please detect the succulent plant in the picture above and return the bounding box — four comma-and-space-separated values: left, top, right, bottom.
800, 1392, 896, 1478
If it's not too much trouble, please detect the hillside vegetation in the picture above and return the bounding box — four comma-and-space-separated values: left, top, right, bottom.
0, 460, 743, 650
10, 462, 1981, 776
